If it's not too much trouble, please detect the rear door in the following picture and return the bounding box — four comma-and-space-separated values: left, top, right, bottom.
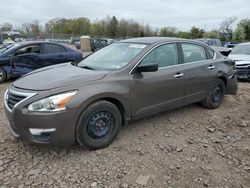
130, 43, 187, 119
179, 43, 218, 104
40, 43, 69, 66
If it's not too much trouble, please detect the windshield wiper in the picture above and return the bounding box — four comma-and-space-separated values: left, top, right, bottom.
78, 65, 96, 70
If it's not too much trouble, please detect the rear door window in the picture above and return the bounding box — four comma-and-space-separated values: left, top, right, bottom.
42, 44, 66, 54
181, 43, 207, 63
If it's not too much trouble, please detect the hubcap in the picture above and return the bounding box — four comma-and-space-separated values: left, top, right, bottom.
211, 86, 222, 103
87, 111, 113, 139
0, 71, 3, 80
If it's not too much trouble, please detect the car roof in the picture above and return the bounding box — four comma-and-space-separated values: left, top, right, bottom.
119, 37, 192, 45
196, 38, 220, 41
18, 41, 65, 46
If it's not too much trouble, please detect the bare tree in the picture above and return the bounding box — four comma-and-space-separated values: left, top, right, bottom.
0, 22, 13, 31
219, 17, 237, 40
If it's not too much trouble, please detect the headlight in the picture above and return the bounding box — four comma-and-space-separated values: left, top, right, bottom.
28, 91, 77, 112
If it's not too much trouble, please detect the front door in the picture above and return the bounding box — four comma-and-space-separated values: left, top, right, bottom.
12, 44, 42, 76
130, 43, 186, 119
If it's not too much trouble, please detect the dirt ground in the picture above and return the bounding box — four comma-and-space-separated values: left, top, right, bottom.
0, 81, 249, 188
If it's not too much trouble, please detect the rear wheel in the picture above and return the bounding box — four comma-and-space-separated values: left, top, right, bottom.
201, 79, 225, 109
76, 100, 122, 150
0, 67, 7, 84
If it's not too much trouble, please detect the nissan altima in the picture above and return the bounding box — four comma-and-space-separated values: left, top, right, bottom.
4, 37, 238, 149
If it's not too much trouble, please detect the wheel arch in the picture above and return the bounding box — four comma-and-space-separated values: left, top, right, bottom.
217, 75, 227, 87
75, 94, 129, 127
99, 97, 126, 124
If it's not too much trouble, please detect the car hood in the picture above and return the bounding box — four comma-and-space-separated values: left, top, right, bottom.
229, 54, 250, 62
13, 63, 109, 90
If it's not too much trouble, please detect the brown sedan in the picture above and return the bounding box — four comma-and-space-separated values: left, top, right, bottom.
4, 37, 237, 149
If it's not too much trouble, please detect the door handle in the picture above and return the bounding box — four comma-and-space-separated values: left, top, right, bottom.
174, 73, 184, 78
208, 65, 215, 70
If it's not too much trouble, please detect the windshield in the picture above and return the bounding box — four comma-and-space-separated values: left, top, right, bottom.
78, 43, 147, 70
0, 43, 20, 55
231, 44, 250, 55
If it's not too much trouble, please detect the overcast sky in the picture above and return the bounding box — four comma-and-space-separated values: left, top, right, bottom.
0, 0, 249, 31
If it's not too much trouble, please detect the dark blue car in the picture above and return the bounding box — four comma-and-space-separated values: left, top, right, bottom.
0, 41, 82, 83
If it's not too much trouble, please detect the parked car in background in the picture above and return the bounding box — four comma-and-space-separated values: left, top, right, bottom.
70, 37, 80, 45
75, 38, 116, 51
3, 38, 15, 47
195, 38, 230, 55
90, 38, 116, 51
4, 37, 237, 149
1, 30, 22, 45
196, 38, 222, 47
0, 41, 82, 83
224, 42, 239, 49
212, 46, 232, 57
103, 38, 116, 45
229, 42, 250, 80
74, 41, 81, 50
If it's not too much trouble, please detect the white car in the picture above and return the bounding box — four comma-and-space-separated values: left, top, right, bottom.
229, 42, 250, 80
3, 39, 15, 47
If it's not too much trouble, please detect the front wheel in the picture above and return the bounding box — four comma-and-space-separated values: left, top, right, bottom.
76, 100, 122, 150
201, 79, 225, 109
0, 67, 7, 84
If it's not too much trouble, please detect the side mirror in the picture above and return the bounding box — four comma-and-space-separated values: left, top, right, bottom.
136, 64, 158, 73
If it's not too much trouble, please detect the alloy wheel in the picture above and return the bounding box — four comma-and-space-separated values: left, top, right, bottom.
211, 86, 222, 103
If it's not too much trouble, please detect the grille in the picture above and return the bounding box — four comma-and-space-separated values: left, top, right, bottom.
7, 92, 27, 110
236, 68, 250, 76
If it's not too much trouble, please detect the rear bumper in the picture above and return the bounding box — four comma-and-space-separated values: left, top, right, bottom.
226, 74, 238, 95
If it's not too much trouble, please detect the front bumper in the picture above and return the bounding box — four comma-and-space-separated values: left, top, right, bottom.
236, 67, 250, 80
4, 88, 78, 146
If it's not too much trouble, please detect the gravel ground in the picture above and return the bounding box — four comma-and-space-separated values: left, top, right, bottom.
0, 81, 249, 188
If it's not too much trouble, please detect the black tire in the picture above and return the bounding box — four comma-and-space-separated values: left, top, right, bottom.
201, 79, 225, 109
76, 100, 122, 150
0, 67, 7, 84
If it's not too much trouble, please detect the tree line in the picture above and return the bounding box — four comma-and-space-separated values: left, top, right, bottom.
0, 16, 250, 41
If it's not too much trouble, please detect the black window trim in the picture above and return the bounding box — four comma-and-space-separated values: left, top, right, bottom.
129, 41, 215, 75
